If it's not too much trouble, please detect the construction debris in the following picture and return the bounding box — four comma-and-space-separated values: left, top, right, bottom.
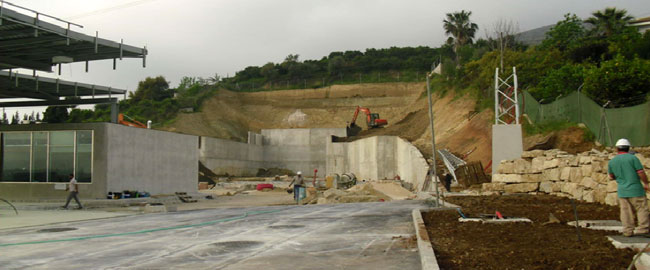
300, 181, 414, 205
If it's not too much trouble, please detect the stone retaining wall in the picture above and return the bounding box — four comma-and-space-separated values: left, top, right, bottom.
483, 148, 650, 206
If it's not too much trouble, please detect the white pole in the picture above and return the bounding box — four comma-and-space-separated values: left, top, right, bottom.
494, 68, 499, 124
513, 66, 520, 124
426, 73, 440, 207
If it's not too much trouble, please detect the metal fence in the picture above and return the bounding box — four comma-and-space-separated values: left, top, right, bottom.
522, 91, 650, 146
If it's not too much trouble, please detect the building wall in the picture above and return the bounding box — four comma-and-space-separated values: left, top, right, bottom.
105, 124, 198, 195
0, 123, 199, 200
326, 135, 429, 190
0, 123, 109, 200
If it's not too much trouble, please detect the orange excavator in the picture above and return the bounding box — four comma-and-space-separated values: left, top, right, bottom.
347, 106, 387, 136
118, 113, 147, 129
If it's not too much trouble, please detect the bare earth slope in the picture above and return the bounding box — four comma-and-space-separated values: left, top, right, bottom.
162, 82, 493, 164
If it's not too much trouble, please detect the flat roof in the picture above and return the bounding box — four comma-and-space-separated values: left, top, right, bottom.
0, 70, 123, 107
0, 2, 147, 72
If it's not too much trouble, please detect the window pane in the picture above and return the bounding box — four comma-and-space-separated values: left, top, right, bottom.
49, 131, 74, 182
31, 132, 48, 182
75, 131, 92, 183
1, 133, 31, 182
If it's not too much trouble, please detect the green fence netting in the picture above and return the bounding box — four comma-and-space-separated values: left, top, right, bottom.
521, 91, 650, 146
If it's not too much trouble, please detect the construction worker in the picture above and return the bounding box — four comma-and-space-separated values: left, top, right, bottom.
288, 171, 305, 203
62, 174, 83, 210
608, 138, 649, 237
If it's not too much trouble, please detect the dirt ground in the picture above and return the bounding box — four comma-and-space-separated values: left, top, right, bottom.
162, 83, 493, 164
423, 194, 636, 270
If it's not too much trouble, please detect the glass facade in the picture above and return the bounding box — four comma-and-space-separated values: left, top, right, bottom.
0, 131, 93, 183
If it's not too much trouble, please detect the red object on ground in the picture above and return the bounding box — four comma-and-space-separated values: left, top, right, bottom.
495, 211, 504, 219
256, 183, 274, 191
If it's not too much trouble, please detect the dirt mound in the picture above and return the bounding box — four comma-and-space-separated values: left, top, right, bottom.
524, 126, 595, 154
162, 83, 493, 164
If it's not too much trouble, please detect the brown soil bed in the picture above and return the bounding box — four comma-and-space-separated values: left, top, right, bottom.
422, 194, 636, 270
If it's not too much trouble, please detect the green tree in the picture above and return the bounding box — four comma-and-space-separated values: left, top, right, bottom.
585, 7, 633, 38
43, 106, 69, 123
541, 13, 585, 51
443, 10, 479, 65
130, 76, 172, 103
583, 55, 650, 106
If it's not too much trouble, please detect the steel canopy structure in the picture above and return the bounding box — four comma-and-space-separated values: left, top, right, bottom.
0, 70, 123, 107
0, 1, 147, 72
0, 1, 147, 121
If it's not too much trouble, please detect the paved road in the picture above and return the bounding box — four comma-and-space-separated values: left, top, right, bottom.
0, 201, 424, 270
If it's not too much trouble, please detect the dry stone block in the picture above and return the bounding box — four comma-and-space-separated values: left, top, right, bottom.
522, 150, 545, 159
606, 181, 618, 193
583, 190, 595, 203
539, 181, 553, 193
482, 182, 506, 191
579, 156, 593, 165
512, 159, 532, 174
542, 168, 561, 182
497, 161, 514, 174
568, 156, 579, 167
579, 177, 599, 190
504, 183, 539, 193
572, 187, 585, 200
544, 159, 561, 170
561, 183, 579, 195
581, 165, 594, 177
560, 167, 583, 182
523, 174, 542, 183
492, 174, 522, 183
592, 173, 609, 184
531, 157, 545, 173
560, 167, 572, 181
605, 193, 619, 206
593, 189, 607, 204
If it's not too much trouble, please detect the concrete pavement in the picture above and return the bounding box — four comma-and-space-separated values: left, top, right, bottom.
0, 200, 425, 269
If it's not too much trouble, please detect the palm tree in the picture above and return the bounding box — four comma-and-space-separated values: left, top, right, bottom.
585, 7, 633, 37
443, 10, 479, 65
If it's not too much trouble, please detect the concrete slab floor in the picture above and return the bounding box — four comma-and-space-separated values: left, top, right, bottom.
0, 209, 134, 230
0, 200, 425, 270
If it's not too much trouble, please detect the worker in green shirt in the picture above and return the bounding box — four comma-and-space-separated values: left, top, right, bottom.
608, 138, 649, 237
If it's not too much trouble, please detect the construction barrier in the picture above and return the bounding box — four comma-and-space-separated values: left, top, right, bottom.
521, 91, 650, 146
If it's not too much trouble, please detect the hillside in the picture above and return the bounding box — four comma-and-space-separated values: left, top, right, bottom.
162, 82, 493, 165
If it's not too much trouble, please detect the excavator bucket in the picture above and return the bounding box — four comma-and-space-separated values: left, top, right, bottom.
347, 122, 362, 137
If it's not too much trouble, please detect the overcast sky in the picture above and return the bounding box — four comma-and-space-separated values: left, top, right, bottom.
7, 0, 650, 102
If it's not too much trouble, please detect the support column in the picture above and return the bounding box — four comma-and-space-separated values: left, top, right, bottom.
110, 102, 119, 123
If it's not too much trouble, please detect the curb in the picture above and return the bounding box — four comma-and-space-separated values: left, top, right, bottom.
412, 209, 441, 270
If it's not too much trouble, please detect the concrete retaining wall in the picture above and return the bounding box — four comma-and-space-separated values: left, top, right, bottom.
200, 128, 346, 177
105, 124, 199, 195
326, 136, 429, 189
200, 136, 264, 176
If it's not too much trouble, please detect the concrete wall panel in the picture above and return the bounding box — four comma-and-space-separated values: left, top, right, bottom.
326, 135, 428, 189
491, 124, 523, 174
106, 124, 198, 195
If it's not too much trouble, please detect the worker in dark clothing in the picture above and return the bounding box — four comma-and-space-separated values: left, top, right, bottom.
443, 172, 453, 192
